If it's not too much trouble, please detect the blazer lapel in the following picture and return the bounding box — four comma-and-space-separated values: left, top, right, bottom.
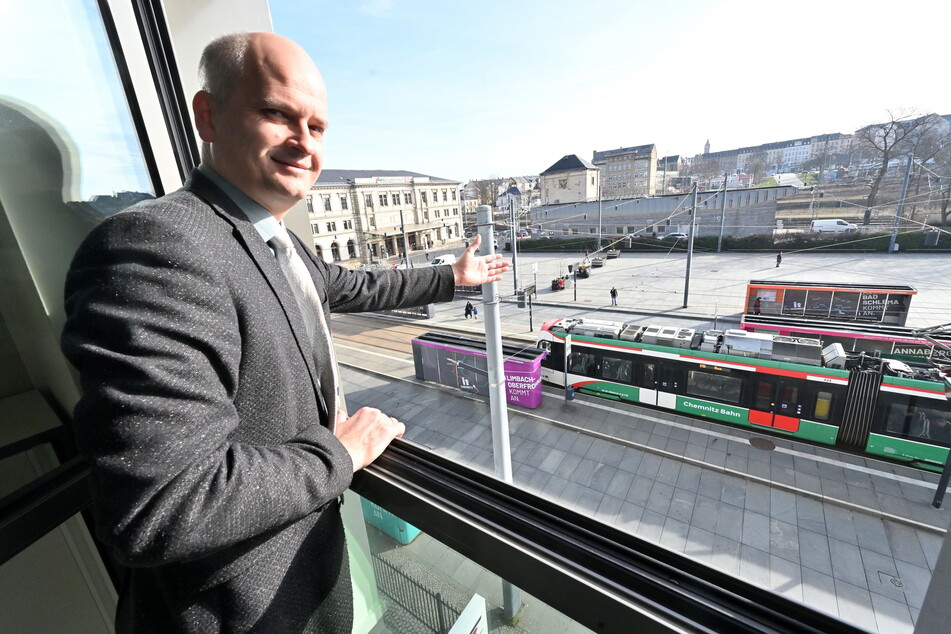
186, 172, 323, 402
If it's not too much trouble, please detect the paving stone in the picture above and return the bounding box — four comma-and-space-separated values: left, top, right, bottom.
668, 488, 696, 524
645, 481, 675, 516
690, 494, 720, 534
655, 457, 682, 486
894, 559, 933, 610
769, 518, 800, 564
853, 513, 892, 558
635, 509, 665, 542
824, 505, 859, 546
883, 521, 929, 570
799, 529, 833, 576
769, 554, 803, 602
685, 525, 716, 565
738, 543, 770, 588
698, 470, 724, 500
660, 516, 690, 553
869, 593, 915, 634
740, 510, 770, 552
613, 501, 645, 534
830, 538, 867, 588
795, 496, 826, 534
801, 566, 839, 619
834, 579, 878, 633
711, 534, 741, 576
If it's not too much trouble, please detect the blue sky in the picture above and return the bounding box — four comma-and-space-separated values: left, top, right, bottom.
271, 0, 951, 183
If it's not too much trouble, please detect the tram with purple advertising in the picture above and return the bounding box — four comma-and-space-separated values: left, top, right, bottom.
411, 332, 547, 408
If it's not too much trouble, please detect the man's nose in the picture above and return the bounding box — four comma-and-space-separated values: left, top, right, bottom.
287, 121, 317, 155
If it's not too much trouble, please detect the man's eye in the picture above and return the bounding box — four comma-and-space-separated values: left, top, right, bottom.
309, 125, 324, 135
263, 108, 285, 118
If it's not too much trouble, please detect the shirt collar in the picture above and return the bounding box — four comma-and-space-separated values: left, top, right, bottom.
198, 164, 282, 243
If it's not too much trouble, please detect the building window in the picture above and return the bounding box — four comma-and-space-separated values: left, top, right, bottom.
365, 194, 373, 207
392, 193, 399, 206
315, 245, 323, 260
306, 197, 315, 213
404, 192, 412, 205
343, 220, 353, 230
311, 223, 320, 235
323, 196, 332, 212
442, 190, 448, 201
451, 190, 456, 201
331, 243, 341, 261
435, 210, 440, 218
379, 194, 388, 206
421, 191, 428, 204
432, 190, 438, 202
347, 240, 356, 259
326, 221, 337, 232
340, 195, 348, 210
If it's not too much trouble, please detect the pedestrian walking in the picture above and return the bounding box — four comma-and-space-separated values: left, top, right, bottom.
776, 251, 783, 267
753, 297, 762, 315
472, 305, 478, 319
610, 287, 618, 306
464, 301, 473, 319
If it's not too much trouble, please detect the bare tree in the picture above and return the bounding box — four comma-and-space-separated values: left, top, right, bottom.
904, 116, 951, 222
745, 150, 769, 183
853, 110, 942, 209
470, 178, 504, 207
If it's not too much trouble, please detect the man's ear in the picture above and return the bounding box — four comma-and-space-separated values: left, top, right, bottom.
193, 91, 216, 143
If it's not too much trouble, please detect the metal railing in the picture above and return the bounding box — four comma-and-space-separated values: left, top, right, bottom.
370, 551, 461, 634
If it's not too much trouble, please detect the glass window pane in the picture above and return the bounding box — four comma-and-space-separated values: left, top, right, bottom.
814, 391, 832, 420
347, 491, 594, 633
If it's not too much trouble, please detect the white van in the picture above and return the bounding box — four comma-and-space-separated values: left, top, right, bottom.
430, 254, 457, 266
811, 219, 857, 233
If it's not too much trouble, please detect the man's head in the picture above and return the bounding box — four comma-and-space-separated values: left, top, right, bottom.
193, 32, 327, 218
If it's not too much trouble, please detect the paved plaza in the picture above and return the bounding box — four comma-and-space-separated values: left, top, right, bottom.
337, 248, 951, 633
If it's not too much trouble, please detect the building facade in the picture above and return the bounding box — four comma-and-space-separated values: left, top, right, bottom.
308, 169, 463, 264
538, 155, 600, 205
530, 186, 798, 241
694, 132, 854, 176
592, 144, 657, 198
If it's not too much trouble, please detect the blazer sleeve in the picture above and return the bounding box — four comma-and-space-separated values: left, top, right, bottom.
302, 247, 456, 314
61, 208, 353, 567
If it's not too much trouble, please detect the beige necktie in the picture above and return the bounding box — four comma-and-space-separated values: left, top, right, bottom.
269, 226, 341, 428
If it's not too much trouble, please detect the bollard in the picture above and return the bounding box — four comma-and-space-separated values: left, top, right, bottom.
932, 449, 951, 508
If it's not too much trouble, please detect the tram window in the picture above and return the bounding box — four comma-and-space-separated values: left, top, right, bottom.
884, 401, 951, 442
641, 362, 655, 386
779, 385, 802, 415
569, 351, 597, 375
813, 391, 832, 421
601, 355, 632, 382
754, 381, 773, 410
686, 370, 741, 403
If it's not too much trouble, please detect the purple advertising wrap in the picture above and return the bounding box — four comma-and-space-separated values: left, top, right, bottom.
412, 338, 546, 408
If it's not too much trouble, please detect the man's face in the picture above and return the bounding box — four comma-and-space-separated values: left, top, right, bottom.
199, 35, 328, 217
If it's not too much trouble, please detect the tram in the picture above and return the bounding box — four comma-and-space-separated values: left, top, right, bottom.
536, 318, 951, 472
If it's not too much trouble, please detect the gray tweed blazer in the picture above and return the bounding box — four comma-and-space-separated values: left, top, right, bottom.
61, 170, 455, 632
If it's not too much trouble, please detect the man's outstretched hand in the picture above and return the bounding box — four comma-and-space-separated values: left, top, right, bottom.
450, 234, 510, 286
334, 408, 405, 472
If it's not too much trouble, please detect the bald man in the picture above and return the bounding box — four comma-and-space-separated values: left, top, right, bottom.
62, 32, 507, 633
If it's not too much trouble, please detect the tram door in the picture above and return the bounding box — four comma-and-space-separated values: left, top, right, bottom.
749, 378, 801, 432
654, 364, 679, 409
637, 362, 658, 406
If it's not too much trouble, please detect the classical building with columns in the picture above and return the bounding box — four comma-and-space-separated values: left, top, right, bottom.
306, 169, 464, 264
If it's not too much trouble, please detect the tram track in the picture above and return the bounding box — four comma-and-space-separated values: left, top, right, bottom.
333, 313, 950, 534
